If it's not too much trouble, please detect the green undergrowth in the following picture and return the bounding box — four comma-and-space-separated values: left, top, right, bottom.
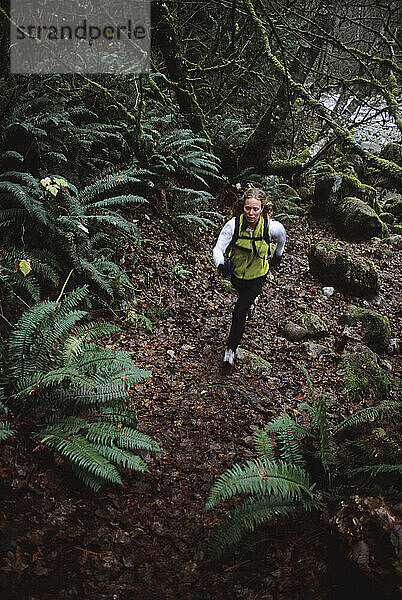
204, 366, 401, 560
0, 286, 160, 491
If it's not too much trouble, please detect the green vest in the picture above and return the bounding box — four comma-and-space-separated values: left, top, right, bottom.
229, 214, 271, 280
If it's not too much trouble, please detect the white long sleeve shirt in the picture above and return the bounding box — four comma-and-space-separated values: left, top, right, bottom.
212, 217, 286, 267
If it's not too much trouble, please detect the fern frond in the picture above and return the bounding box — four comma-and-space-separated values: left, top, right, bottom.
94, 445, 148, 472
63, 322, 119, 363
297, 364, 315, 405
79, 175, 142, 204
278, 425, 305, 467
0, 421, 14, 442
204, 459, 314, 511
348, 464, 402, 476
89, 195, 148, 209
210, 496, 312, 560
39, 433, 122, 486
334, 401, 402, 433
177, 214, 216, 228
264, 412, 309, 438
253, 429, 276, 460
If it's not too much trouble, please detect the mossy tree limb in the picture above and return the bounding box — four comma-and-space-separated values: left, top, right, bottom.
242, 0, 402, 187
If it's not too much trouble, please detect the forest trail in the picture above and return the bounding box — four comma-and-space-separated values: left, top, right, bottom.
1, 213, 401, 600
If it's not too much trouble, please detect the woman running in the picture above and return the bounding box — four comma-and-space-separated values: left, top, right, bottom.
213, 187, 286, 368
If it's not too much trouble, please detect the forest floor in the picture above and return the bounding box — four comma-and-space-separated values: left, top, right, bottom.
1, 206, 401, 600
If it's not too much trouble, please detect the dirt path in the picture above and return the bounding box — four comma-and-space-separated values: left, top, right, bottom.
1, 215, 400, 599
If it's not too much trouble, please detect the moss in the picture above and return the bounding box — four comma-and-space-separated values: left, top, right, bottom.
309, 243, 380, 298
367, 155, 402, 188
342, 173, 376, 198
336, 196, 384, 240
339, 347, 390, 400
340, 309, 391, 353
384, 198, 402, 220
379, 143, 402, 167
300, 186, 313, 201
269, 148, 311, 176
296, 313, 328, 338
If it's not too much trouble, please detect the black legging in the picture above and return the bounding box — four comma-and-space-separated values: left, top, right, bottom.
227, 274, 267, 351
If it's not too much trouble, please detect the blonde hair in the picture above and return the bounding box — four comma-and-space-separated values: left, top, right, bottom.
232, 186, 273, 218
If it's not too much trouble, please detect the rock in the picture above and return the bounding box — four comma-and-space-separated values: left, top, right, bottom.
338, 346, 390, 400
301, 341, 328, 358
322, 286, 335, 296
339, 308, 391, 353
386, 234, 402, 249
296, 313, 329, 338
309, 243, 380, 298
390, 524, 402, 559
388, 338, 401, 354
313, 174, 384, 240
379, 142, 402, 167
351, 540, 370, 565
281, 322, 309, 342
383, 197, 402, 220
335, 196, 384, 240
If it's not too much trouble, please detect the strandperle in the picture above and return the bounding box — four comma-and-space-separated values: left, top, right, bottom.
228, 214, 271, 280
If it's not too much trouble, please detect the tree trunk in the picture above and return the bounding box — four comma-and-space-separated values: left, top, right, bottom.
152, 1, 207, 137
238, 4, 337, 172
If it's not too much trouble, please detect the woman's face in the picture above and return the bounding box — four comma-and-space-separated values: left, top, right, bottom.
243, 198, 262, 227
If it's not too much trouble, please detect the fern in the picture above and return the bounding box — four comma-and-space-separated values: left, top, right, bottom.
39, 433, 122, 490
0, 168, 144, 304
333, 401, 402, 433
205, 366, 400, 559
204, 459, 314, 512
253, 429, 275, 460
278, 425, 305, 467
210, 496, 313, 560
0, 421, 14, 442
1, 287, 159, 491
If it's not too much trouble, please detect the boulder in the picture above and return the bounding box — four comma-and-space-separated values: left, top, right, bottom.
379, 142, 402, 167
300, 341, 329, 358
383, 197, 402, 221
296, 313, 328, 338
339, 308, 391, 353
338, 345, 390, 400
336, 196, 384, 240
281, 322, 309, 342
309, 243, 380, 298
313, 174, 383, 240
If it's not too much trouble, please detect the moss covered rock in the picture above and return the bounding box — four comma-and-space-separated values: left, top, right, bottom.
296, 313, 328, 338
336, 196, 384, 240
313, 174, 382, 240
281, 322, 309, 342
340, 308, 391, 353
309, 243, 380, 298
383, 198, 402, 221
300, 186, 313, 202
339, 346, 390, 400
379, 142, 402, 167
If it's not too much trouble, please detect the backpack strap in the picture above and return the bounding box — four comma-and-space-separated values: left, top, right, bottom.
263, 215, 273, 259
225, 214, 240, 257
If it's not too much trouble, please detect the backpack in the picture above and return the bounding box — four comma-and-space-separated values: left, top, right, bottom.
225, 214, 271, 258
